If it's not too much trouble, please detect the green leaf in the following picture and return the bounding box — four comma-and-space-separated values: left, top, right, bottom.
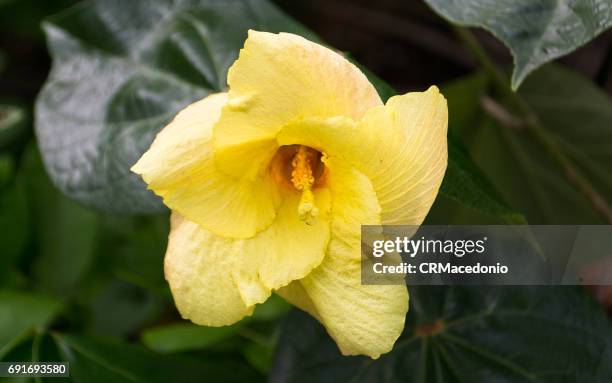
53, 333, 262, 383
87, 280, 166, 338
141, 295, 290, 354
451, 65, 612, 223
519, 65, 612, 211
19, 145, 100, 294
0, 290, 62, 359
102, 214, 170, 295
271, 286, 612, 382
439, 138, 525, 224
424, 0, 612, 89
36, 0, 315, 213
142, 322, 242, 354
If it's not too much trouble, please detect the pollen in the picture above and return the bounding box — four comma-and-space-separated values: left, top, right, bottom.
291, 146, 319, 224
270, 145, 327, 225
291, 146, 316, 191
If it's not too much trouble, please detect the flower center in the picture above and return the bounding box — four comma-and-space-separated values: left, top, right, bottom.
270, 145, 327, 225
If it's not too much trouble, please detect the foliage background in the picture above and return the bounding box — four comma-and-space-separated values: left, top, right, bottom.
1, 0, 611, 382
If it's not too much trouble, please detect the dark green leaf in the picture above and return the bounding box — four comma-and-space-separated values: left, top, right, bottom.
102, 214, 170, 295
19, 145, 100, 294
424, 0, 612, 89
36, 0, 314, 213
451, 65, 612, 223
439, 138, 525, 224
53, 333, 262, 383
87, 280, 165, 338
0, 290, 62, 359
142, 322, 242, 354
271, 286, 612, 382
519, 65, 612, 209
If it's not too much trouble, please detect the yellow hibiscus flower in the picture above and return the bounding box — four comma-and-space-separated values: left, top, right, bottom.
131, 30, 448, 359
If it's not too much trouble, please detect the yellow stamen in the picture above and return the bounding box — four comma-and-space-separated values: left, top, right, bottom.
291, 146, 319, 225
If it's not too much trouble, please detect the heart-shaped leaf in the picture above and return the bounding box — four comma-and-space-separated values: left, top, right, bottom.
424, 0, 612, 89
36, 0, 315, 213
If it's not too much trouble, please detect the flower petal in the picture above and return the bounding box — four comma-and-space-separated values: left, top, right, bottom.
241, 188, 332, 298
298, 258, 409, 359
165, 213, 252, 326
213, 30, 382, 179
278, 159, 408, 358
131, 93, 280, 239
165, 187, 331, 326
277, 86, 448, 225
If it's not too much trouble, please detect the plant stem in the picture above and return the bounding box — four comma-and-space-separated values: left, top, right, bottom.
454, 26, 612, 224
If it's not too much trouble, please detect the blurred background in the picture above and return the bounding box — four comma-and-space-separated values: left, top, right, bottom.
1, 0, 611, 382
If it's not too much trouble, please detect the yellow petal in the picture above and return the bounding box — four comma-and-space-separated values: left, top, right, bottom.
131, 93, 280, 239
299, 258, 409, 359
277, 86, 448, 226
240, 188, 332, 299
165, 213, 252, 326
213, 30, 382, 179
275, 282, 321, 321
279, 159, 408, 358
377, 88, 448, 224
165, 187, 331, 326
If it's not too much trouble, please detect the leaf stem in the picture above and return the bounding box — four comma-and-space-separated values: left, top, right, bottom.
454, 27, 612, 223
